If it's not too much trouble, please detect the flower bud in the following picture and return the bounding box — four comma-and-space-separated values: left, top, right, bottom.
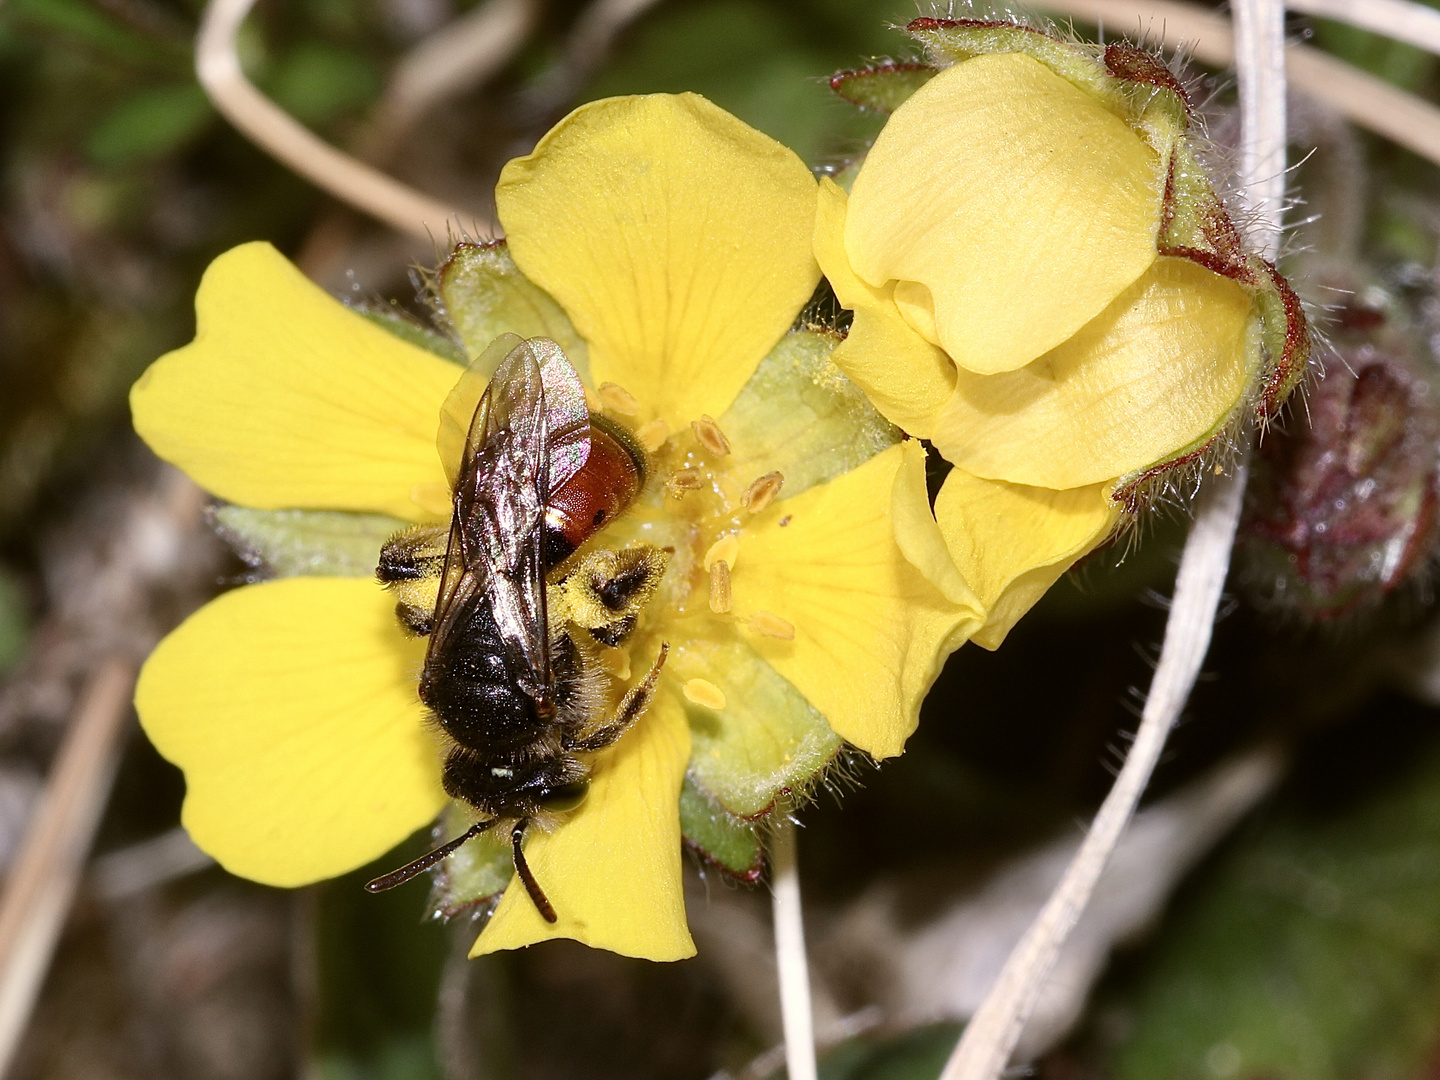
1241, 293, 1440, 619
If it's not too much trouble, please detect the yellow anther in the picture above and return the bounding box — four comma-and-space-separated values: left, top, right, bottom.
636, 417, 671, 452
742, 471, 784, 514
683, 678, 727, 711
691, 415, 731, 456
704, 534, 739, 572
708, 560, 732, 613
597, 382, 641, 415
750, 610, 795, 640
666, 467, 702, 499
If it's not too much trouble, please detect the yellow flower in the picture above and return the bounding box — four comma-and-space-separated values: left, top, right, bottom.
817, 20, 1309, 648
131, 94, 981, 962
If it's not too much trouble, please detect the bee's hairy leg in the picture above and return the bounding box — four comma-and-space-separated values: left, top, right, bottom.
364, 817, 497, 892
568, 642, 669, 753
511, 819, 558, 923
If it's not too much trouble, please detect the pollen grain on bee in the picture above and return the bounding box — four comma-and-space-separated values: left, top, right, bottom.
709, 560, 733, 613
742, 471, 784, 514
749, 610, 795, 640
704, 534, 739, 571
597, 381, 641, 416
683, 678, 727, 711
691, 414, 732, 457
637, 417, 671, 452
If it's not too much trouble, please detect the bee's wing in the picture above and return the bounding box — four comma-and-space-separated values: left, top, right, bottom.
431, 343, 554, 706
532, 338, 591, 493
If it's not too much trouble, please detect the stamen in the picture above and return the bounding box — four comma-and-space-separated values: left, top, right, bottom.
743, 471, 785, 514
709, 560, 732, 613
597, 381, 641, 415
636, 418, 671, 452
667, 466, 702, 499
750, 611, 795, 640
704, 534, 739, 571
683, 678, 727, 710
692, 414, 732, 456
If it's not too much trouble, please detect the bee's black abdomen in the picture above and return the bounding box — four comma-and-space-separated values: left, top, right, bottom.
421, 593, 551, 753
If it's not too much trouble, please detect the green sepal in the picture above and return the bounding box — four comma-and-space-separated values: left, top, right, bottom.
721, 328, 900, 500
356, 304, 465, 364
425, 803, 513, 920
435, 241, 590, 380
679, 774, 762, 880
210, 506, 408, 578
829, 62, 939, 114
676, 629, 842, 819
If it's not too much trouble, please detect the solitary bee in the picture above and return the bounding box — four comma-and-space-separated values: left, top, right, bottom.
366, 336, 669, 923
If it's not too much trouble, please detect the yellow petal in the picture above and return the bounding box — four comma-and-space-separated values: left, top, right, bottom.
731, 442, 983, 759
932, 256, 1256, 489
813, 179, 956, 439
936, 470, 1121, 649
131, 243, 460, 521
471, 687, 694, 961
496, 94, 819, 427
845, 53, 1163, 376
135, 578, 446, 887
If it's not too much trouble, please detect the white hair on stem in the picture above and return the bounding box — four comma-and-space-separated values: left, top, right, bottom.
932, 1, 1286, 1077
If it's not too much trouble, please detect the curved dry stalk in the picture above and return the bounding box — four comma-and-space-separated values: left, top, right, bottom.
195, 0, 469, 239
936, 1, 1286, 1075
771, 817, 818, 1080
1039, 0, 1440, 168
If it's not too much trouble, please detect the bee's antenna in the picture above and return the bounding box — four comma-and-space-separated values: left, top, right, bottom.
364, 818, 498, 893
511, 820, 558, 923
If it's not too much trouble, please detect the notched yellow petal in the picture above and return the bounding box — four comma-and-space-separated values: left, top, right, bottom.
496, 93, 819, 425
845, 53, 1163, 376
130, 243, 459, 521
731, 442, 982, 759
814, 179, 955, 439
135, 578, 446, 887
935, 470, 1120, 649
933, 256, 1256, 490
471, 692, 694, 961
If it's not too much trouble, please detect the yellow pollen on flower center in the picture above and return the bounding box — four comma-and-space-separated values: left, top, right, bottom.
596, 381, 641, 415
703, 534, 739, 571
683, 678, 727, 711
636, 418, 670, 452
691, 415, 731, 457
749, 610, 795, 640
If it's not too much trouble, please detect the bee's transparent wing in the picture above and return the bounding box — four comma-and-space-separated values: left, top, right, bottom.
431, 343, 554, 706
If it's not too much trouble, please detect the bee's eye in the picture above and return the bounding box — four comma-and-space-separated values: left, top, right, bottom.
539, 780, 589, 813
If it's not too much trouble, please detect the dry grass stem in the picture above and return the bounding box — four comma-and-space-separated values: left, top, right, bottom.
195, 0, 470, 239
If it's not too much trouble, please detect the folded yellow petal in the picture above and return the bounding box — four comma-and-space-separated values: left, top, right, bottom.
813, 180, 955, 439
731, 442, 982, 759
135, 577, 447, 887
932, 256, 1256, 490
471, 689, 694, 961
496, 94, 819, 426
845, 53, 1163, 376
935, 470, 1120, 649
131, 243, 459, 521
